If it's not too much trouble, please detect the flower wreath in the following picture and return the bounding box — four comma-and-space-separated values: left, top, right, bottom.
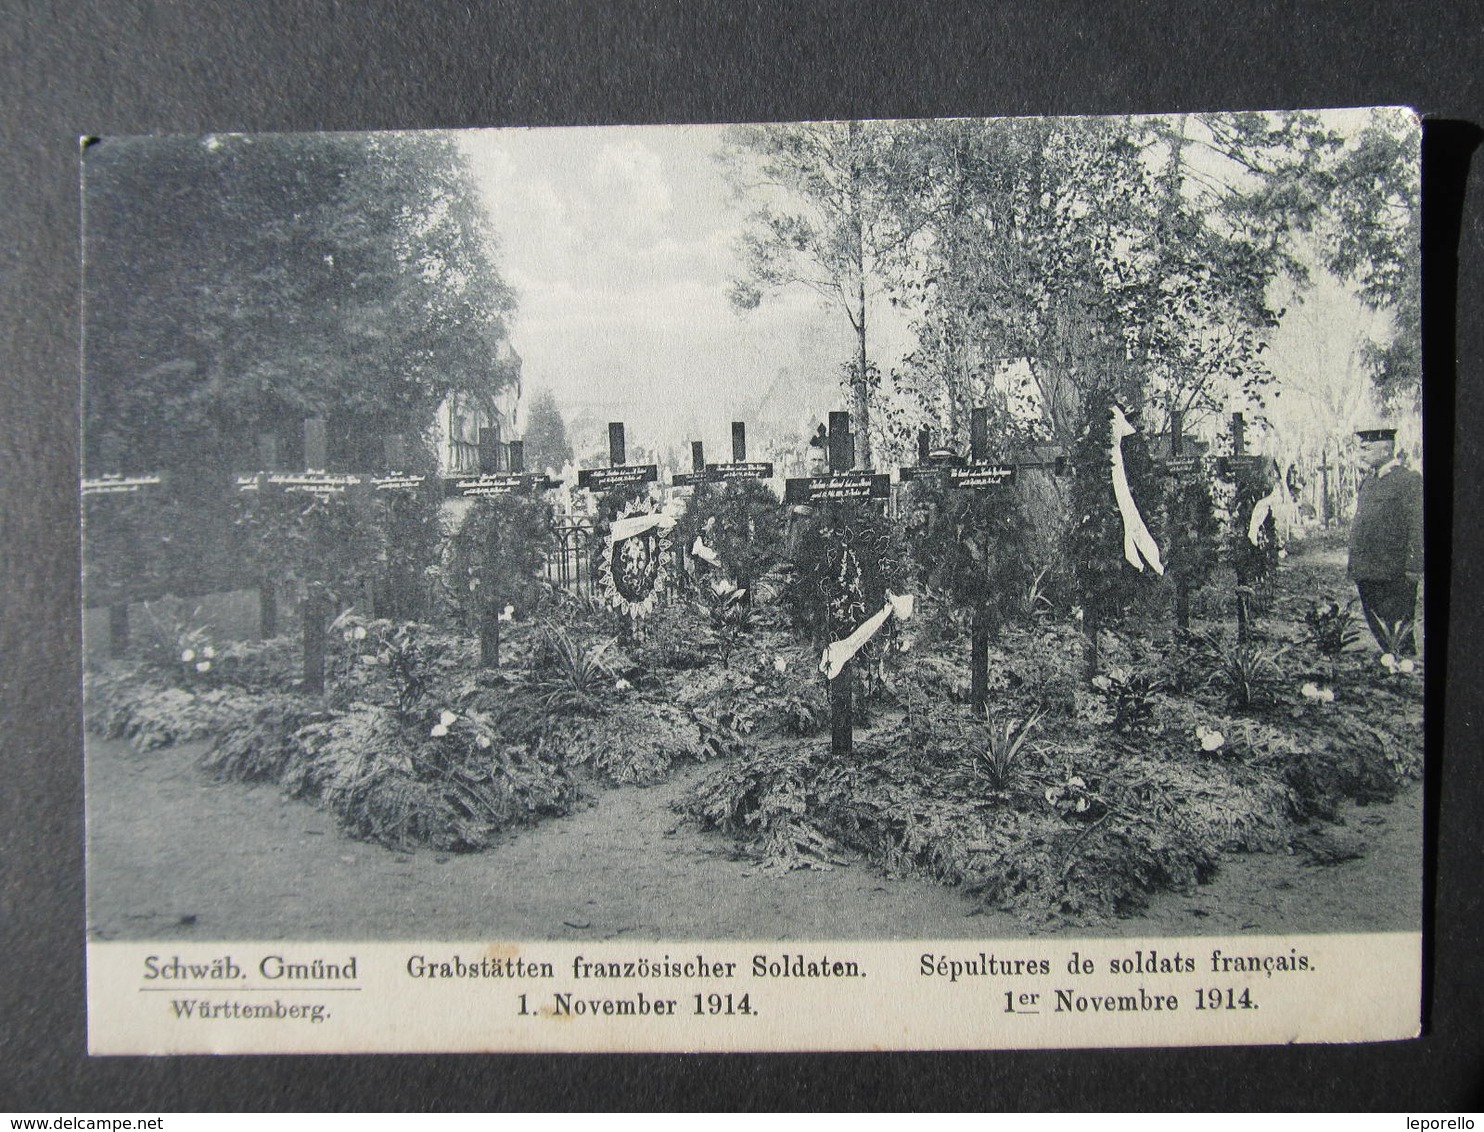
598, 497, 673, 618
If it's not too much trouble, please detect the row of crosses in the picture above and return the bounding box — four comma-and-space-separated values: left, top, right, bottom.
85, 409, 1271, 726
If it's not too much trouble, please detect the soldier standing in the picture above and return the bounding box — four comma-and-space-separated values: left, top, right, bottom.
1348, 427, 1423, 654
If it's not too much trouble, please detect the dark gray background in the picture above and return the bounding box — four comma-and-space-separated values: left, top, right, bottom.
3, 0, 1480, 1111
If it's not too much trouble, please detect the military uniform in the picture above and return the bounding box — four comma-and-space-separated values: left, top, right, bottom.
1348, 457, 1423, 653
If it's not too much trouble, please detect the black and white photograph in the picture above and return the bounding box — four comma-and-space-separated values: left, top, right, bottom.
80, 110, 1425, 1053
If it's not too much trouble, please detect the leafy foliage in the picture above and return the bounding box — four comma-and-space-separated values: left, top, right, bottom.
901, 470, 1035, 626
681, 737, 1222, 921
534, 623, 616, 715
554, 699, 720, 786
975, 710, 1046, 791
1091, 667, 1161, 734
85, 664, 272, 751
83, 132, 516, 478
1208, 635, 1287, 710
1303, 598, 1363, 677
441, 493, 553, 633
203, 693, 323, 782
293, 704, 579, 851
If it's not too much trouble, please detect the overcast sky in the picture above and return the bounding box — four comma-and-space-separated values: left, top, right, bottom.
458, 111, 1409, 466
461, 125, 858, 461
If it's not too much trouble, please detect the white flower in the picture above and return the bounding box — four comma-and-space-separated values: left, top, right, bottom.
475, 734, 492, 750
430, 724, 448, 738
498, 604, 515, 622
1091, 675, 1112, 692
1196, 726, 1225, 752
343, 630, 356, 642
1380, 653, 1397, 671
439, 710, 458, 727
195, 660, 211, 673
1399, 658, 1416, 674
353, 626, 367, 640
180, 649, 196, 662
1300, 682, 1320, 698
202, 646, 216, 659
773, 656, 788, 674
614, 678, 632, 692
1278, 549, 1289, 560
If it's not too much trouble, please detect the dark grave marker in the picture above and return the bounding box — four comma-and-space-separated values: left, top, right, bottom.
1151, 409, 1213, 630
896, 407, 1031, 714
785, 412, 900, 761
576, 422, 660, 491
707, 422, 774, 481
671, 439, 714, 488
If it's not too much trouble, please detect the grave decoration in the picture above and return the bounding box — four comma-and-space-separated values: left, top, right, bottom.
898, 407, 1038, 715
581, 423, 674, 620
444, 436, 558, 668
234, 418, 440, 693
1064, 399, 1168, 675
673, 423, 785, 601
785, 411, 911, 760
1216, 412, 1282, 638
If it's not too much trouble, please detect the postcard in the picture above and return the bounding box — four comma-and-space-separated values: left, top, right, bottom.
82, 109, 1424, 1053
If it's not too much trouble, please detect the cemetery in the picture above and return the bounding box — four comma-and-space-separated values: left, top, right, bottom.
83, 403, 1423, 929
81, 116, 1423, 934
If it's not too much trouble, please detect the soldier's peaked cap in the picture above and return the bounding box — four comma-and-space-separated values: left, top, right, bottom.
1356, 428, 1398, 442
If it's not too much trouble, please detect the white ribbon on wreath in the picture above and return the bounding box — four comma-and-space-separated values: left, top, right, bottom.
819, 592, 914, 681
1110, 405, 1165, 576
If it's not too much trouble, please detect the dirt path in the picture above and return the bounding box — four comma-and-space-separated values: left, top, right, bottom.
86, 735, 1422, 942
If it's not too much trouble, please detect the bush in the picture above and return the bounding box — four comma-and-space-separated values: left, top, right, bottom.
553, 698, 724, 785
203, 693, 322, 782
680, 737, 1226, 922
84, 663, 263, 750
293, 703, 580, 851
441, 493, 552, 635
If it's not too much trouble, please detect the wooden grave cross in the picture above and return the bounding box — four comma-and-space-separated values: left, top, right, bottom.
81, 471, 166, 657
672, 421, 775, 487
895, 407, 1062, 715
783, 411, 896, 761
576, 422, 659, 493
1151, 409, 1215, 630
443, 430, 560, 499
1216, 411, 1277, 642
237, 417, 441, 694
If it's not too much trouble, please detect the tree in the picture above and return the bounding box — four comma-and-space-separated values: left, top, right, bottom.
83, 131, 517, 477
82, 131, 518, 603
1319, 109, 1422, 411
719, 121, 912, 468
522, 388, 574, 474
